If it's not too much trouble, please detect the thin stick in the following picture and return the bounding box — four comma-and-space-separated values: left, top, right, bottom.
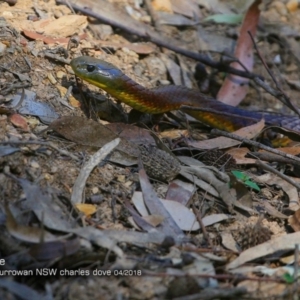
144, 0, 163, 32
249, 151, 300, 167
211, 129, 300, 164
0, 140, 79, 161
294, 244, 299, 281
192, 204, 213, 248
248, 31, 300, 117
55, 0, 261, 80
256, 160, 300, 190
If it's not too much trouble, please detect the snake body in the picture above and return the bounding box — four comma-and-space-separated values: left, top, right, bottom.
70, 56, 300, 133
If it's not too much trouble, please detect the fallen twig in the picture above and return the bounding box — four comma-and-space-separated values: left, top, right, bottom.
192, 204, 213, 248
0, 140, 79, 161
255, 159, 300, 190
211, 129, 300, 164
249, 31, 300, 117
56, 0, 262, 80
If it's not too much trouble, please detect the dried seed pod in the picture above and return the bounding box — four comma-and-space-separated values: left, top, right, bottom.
138, 144, 181, 181
236, 216, 272, 251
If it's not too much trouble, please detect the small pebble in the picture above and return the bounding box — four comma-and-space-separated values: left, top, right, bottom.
7, 132, 22, 141
90, 194, 104, 204
140, 15, 151, 23
97, 24, 113, 40
30, 161, 40, 169
29, 133, 38, 140
159, 79, 171, 85
0, 115, 7, 121
2, 11, 13, 18
56, 70, 66, 79
47, 72, 57, 85
124, 180, 133, 187
45, 150, 52, 156
117, 175, 125, 182
50, 166, 58, 174
44, 173, 53, 181
260, 188, 273, 200
273, 54, 281, 65
92, 187, 99, 194
272, 1, 288, 15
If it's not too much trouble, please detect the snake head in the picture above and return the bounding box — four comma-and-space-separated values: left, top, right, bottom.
70, 56, 123, 90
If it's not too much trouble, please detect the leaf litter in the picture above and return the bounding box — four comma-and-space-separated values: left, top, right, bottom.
1, 0, 300, 299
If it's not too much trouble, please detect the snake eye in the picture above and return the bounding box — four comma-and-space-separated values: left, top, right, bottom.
86, 65, 95, 72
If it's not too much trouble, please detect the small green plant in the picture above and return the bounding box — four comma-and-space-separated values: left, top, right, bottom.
231, 170, 260, 192
282, 272, 294, 284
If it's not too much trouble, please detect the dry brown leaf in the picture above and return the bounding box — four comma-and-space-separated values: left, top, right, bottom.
201, 214, 231, 227
127, 216, 143, 231
226, 147, 256, 164
179, 156, 234, 210
237, 280, 286, 297
123, 43, 156, 54
227, 232, 300, 269
217, 0, 261, 106
28, 238, 81, 261
227, 146, 300, 165
132, 191, 230, 231
262, 201, 288, 219
12, 177, 75, 232
30, 15, 87, 37
171, 0, 200, 18
5, 205, 57, 244
138, 163, 183, 237
75, 204, 97, 217
276, 146, 300, 155
106, 123, 154, 145
179, 170, 219, 197
9, 113, 29, 131
143, 215, 165, 227
152, 0, 173, 13
256, 173, 300, 211
132, 191, 199, 231
132, 192, 200, 231
286, 0, 298, 13
50, 116, 118, 147
221, 232, 239, 252
70, 227, 123, 258
158, 129, 189, 140
188, 119, 265, 150
125, 197, 157, 232
288, 209, 300, 231
57, 86, 80, 108
166, 180, 195, 205
23, 30, 87, 44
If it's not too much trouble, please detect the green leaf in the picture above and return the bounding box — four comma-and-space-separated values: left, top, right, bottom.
231, 170, 249, 182
282, 273, 294, 284
231, 171, 260, 191
203, 14, 243, 25
244, 180, 260, 192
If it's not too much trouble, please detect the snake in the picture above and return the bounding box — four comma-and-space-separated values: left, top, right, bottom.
70, 56, 300, 133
